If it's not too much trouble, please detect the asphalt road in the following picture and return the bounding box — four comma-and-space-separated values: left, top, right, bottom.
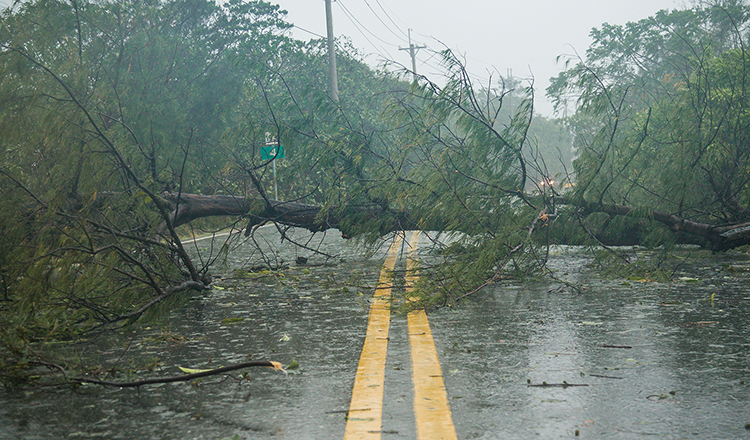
2, 227, 750, 439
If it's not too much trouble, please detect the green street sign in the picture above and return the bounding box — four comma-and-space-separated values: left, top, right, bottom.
261, 145, 285, 160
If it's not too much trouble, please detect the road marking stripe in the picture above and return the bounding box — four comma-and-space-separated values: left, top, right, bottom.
406, 231, 458, 440
344, 235, 403, 440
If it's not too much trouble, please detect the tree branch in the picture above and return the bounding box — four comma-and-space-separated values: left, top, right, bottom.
74, 361, 284, 388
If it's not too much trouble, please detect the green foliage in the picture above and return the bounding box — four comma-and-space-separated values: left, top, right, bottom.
547, 1, 750, 229
0, 0, 419, 380
590, 248, 676, 283
7, 0, 745, 386
349, 50, 554, 305
0, 0, 297, 376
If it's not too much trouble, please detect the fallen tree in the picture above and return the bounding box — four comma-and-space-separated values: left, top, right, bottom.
161, 192, 419, 238
160, 192, 750, 251
4, 0, 750, 387
554, 196, 750, 251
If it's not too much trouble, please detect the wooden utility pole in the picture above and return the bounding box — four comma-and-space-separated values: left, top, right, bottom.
325, 0, 339, 101
399, 29, 426, 81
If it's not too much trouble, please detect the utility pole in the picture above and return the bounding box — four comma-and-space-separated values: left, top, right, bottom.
325, 0, 339, 101
399, 29, 426, 81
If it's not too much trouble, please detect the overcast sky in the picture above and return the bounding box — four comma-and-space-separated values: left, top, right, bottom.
0, 0, 685, 116
275, 0, 684, 116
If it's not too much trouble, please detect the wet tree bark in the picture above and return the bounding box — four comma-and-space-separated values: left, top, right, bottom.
158, 192, 750, 251
555, 196, 750, 251
161, 192, 418, 237
164, 193, 327, 230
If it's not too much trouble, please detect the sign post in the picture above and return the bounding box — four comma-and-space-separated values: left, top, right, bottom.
262, 134, 285, 200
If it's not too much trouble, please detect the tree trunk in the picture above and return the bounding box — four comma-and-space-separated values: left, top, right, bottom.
159, 192, 750, 250
164, 193, 327, 230
556, 196, 750, 251
161, 192, 418, 237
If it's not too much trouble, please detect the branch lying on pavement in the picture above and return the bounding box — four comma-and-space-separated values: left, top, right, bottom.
527, 382, 588, 388
74, 361, 285, 388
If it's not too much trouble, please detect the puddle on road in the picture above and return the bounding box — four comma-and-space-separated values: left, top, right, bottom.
2, 235, 750, 439
429, 246, 750, 439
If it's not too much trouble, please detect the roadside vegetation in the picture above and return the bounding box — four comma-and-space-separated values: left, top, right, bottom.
1, 0, 749, 385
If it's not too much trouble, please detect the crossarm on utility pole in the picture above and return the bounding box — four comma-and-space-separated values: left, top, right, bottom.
399, 28, 427, 81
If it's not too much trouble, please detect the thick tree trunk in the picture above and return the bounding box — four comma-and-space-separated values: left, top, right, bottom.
158, 192, 750, 250
161, 192, 417, 237
556, 196, 750, 251
164, 193, 328, 230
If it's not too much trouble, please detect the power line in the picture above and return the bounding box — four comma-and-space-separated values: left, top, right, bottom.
292, 24, 325, 39
363, 0, 409, 43
375, 0, 410, 37
317, 2, 518, 97
374, 0, 409, 39
336, 0, 397, 61
335, 1, 434, 77
337, 0, 399, 48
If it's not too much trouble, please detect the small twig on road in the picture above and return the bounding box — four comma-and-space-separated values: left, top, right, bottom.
588, 374, 624, 379
528, 382, 589, 388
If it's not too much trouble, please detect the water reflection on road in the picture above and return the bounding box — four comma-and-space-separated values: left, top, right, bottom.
1, 229, 749, 439
430, 246, 750, 439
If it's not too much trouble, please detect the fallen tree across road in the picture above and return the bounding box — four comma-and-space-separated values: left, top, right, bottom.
160, 192, 750, 252
555, 196, 750, 252
160, 192, 419, 239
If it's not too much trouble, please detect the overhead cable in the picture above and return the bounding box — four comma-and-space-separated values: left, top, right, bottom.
363, 0, 409, 43
292, 24, 325, 39
374, 0, 410, 39
336, 0, 396, 61
337, 0, 399, 47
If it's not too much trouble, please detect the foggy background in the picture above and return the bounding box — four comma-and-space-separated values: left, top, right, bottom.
1, 0, 683, 115
275, 0, 682, 116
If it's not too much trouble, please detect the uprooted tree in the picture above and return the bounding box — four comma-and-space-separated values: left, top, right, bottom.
2, 0, 750, 382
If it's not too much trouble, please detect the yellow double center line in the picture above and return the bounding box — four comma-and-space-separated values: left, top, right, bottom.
344, 231, 457, 440
343, 234, 402, 438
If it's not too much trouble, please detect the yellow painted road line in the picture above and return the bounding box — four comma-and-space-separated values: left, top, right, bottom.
344, 235, 403, 440
406, 231, 458, 440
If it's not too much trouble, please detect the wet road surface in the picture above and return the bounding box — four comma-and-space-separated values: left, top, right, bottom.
1, 227, 750, 439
